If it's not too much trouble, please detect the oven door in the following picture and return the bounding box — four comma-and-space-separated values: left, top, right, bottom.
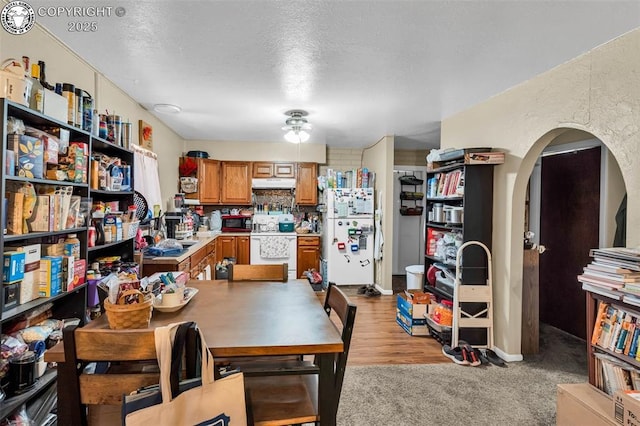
250, 234, 297, 279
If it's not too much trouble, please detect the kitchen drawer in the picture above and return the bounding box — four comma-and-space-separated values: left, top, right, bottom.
190, 247, 207, 268
177, 259, 191, 273
297, 236, 320, 247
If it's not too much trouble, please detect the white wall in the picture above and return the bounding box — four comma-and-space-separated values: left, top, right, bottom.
442, 29, 639, 357
0, 23, 185, 210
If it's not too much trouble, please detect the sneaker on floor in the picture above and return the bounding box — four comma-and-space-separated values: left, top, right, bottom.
357, 285, 369, 294
442, 345, 469, 365
458, 341, 481, 367
364, 287, 381, 297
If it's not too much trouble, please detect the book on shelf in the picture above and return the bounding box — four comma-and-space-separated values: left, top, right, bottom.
583, 265, 640, 282
594, 352, 639, 395
609, 311, 628, 352
578, 274, 624, 289
630, 327, 640, 359
589, 261, 640, 275
582, 282, 622, 300
598, 304, 620, 348
592, 301, 611, 345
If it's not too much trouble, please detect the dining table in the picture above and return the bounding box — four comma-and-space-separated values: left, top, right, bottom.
47, 279, 344, 426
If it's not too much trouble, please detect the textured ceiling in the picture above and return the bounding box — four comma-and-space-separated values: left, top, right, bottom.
30, 1, 640, 149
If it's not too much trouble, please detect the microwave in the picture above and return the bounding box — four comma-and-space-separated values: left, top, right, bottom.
221, 215, 252, 232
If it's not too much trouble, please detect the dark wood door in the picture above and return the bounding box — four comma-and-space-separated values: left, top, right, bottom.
539, 147, 601, 339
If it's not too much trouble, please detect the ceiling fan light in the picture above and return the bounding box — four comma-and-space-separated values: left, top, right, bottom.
284, 130, 300, 143
283, 109, 311, 143
298, 130, 310, 142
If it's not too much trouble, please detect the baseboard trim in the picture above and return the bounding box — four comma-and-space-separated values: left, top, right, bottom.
493, 346, 523, 363
375, 284, 393, 295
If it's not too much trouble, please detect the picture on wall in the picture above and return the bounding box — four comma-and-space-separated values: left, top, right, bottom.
139, 120, 153, 150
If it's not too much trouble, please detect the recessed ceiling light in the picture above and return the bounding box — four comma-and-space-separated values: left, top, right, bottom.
153, 103, 182, 114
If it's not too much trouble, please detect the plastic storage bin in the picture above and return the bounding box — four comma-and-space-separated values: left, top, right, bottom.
405, 265, 424, 290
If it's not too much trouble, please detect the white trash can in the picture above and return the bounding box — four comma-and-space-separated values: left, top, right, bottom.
405, 265, 424, 290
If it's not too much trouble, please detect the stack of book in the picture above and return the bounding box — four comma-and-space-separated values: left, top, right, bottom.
578, 248, 640, 303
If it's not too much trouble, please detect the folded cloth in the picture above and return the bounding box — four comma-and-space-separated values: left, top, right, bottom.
259, 236, 289, 259
145, 247, 185, 257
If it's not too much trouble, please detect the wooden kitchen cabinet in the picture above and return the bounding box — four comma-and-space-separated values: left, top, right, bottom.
216, 235, 237, 262
183, 158, 221, 204
236, 235, 251, 264
253, 162, 295, 178
221, 161, 252, 205
296, 162, 318, 205
216, 235, 250, 264
297, 236, 321, 278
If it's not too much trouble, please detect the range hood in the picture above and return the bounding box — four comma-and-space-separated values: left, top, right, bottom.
251, 178, 296, 189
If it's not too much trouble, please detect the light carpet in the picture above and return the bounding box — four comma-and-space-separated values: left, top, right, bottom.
337, 325, 588, 425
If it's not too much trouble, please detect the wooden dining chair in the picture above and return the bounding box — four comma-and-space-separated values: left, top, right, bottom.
228, 263, 288, 282
58, 325, 200, 426
243, 283, 357, 425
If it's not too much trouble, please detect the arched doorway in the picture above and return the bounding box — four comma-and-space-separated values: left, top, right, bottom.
520, 129, 626, 354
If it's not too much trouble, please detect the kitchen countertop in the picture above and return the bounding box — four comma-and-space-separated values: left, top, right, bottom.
143, 231, 321, 264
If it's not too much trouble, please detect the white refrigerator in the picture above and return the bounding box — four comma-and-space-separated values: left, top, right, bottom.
322, 188, 375, 285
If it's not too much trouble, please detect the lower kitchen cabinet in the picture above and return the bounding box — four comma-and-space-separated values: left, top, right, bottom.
297, 236, 320, 278
216, 235, 250, 264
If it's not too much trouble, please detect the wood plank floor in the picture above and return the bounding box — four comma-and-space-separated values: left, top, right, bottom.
325, 286, 450, 366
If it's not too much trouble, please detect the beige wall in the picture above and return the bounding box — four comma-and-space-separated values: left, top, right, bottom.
363, 136, 394, 292
185, 140, 326, 164
1, 23, 185, 210
394, 149, 429, 166
442, 29, 640, 358
319, 147, 364, 175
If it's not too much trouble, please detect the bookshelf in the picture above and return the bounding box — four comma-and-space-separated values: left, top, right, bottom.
583, 248, 640, 396
422, 162, 496, 346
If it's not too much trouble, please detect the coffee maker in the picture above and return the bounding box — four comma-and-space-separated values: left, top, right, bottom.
164, 194, 187, 239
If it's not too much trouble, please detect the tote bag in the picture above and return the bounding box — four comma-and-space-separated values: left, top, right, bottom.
122, 321, 247, 426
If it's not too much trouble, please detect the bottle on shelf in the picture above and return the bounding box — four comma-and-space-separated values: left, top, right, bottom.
64, 234, 81, 258
29, 63, 44, 113
62, 83, 76, 126
37, 60, 54, 90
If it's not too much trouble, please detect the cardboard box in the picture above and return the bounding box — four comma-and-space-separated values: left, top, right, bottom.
62, 256, 74, 292
3, 251, 25, 283
3, 282, 20, 311
464, 152, 505, 165
614, 390, 640, 425
397, 292, 428, 319
39, 256, 62, 297
17, 135, 44, 179
70, 259, 86, 291
396, 310, 429, 336
7, 244, 41, 304
27, 195, 50, 232
43, 90, 68, 123
556, 383, 616, 426
6, 192, 24, 235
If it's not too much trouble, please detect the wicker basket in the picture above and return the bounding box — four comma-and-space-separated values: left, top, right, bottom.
103, 289, 153, 329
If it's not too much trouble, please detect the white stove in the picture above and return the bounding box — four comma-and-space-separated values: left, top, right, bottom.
251, 214, 298, 279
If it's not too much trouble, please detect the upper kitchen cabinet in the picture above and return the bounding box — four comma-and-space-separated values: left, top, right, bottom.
183, 157, 220, 204
296, 162, 318, 205
221, 161, 252, 205
253, 162, 295, 179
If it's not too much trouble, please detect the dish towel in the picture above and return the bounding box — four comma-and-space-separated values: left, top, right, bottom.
260, 236, 289, 259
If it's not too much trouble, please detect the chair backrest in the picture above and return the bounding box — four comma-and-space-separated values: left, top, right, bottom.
321, 282, 357, 399
228, 263, 288, 282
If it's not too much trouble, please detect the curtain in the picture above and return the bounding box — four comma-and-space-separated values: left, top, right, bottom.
133, 145, 162, 214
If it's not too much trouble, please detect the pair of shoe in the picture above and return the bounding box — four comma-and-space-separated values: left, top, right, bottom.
441, 342, 482, 366
357, 285, 381, 297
